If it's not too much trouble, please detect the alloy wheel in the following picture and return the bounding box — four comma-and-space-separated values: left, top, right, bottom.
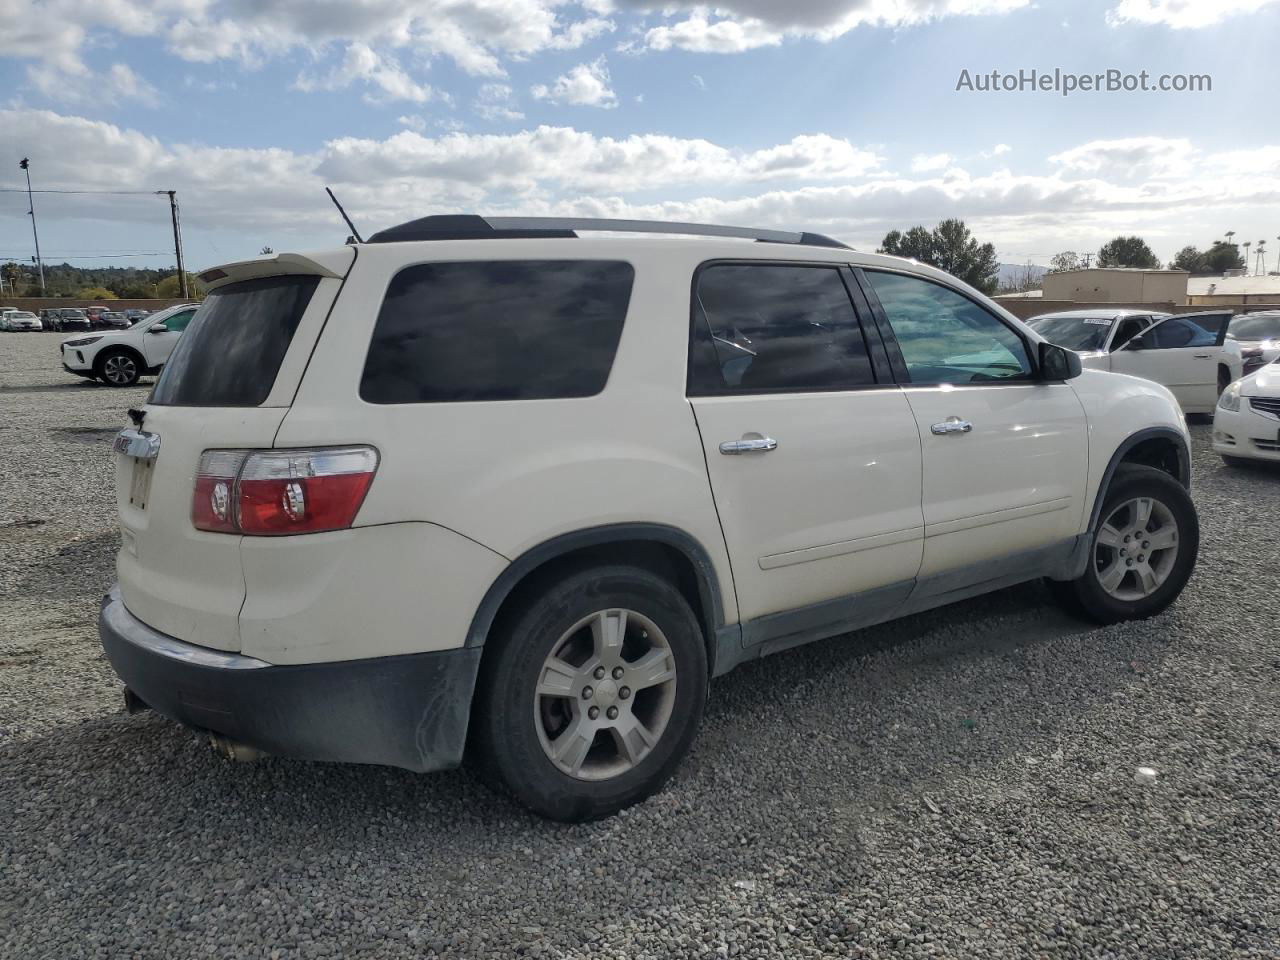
533, 608, 678, 781
102, 354, 137, 385
1094, 497, 1179, 601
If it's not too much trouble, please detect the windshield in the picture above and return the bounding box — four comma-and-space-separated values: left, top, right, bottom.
1027, 315, 1113, 352
1228, 313, 1280, 341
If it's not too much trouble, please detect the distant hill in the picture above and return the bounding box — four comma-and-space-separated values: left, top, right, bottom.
998, 262, 1048, 286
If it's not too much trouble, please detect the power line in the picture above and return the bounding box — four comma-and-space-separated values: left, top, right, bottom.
0, 187, 161, 195
0, 252, 171, 260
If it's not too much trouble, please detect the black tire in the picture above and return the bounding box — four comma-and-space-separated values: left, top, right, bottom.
1051, 464, 1198, 625
95, 348, 142, 387
471, 565, 708, 822
1217, 366, 1231, 396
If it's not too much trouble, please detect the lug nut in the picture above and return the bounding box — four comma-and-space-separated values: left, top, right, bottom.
593, 666, 606, 680
1126, 559, 1134, 567
606, 706, 619, 720
588, 706, 599, 720
582, 686, 593, 700
619, 686, 631, 700
1124, 535, 1131, 543
1143, 541, 1150, 549
1138, 554, 1145, 562
612, 666, 624, 680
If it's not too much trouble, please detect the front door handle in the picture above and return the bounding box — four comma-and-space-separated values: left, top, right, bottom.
1193, 353, 1211, 359
930, 417, 973, 436
719, 437, 778, 455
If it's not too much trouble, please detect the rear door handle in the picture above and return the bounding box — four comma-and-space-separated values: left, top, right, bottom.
930, 417, 973, 436
1193, 354, 1211, 359
719, 437, 778, 455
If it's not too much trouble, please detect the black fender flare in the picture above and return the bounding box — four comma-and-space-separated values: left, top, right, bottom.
1087, 426, 1191, 533
464, 523, 730, 651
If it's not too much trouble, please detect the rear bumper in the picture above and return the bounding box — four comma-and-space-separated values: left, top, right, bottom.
98, 586, 481, 772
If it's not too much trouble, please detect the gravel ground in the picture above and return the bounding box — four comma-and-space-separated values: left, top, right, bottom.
2, 330, 1278, 959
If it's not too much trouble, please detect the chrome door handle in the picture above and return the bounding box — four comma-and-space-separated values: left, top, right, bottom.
719, 437, 778, 455
1193, 354, 1211, 359
930, 417, 973, 436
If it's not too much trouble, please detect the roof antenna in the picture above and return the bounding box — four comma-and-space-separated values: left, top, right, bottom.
325, 187, 363, 244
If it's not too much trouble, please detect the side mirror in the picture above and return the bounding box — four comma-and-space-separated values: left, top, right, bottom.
148, 323, 168, 333
1124, 335, 1145, 351
1039, 341, 1082, 381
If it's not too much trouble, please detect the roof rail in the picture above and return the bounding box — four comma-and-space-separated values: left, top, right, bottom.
365, 214, 850, 249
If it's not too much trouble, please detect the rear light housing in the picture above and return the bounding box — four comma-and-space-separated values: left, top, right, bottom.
192, 446, 379, 535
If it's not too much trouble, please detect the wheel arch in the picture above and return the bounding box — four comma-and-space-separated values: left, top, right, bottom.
464, 524, 731, 668
1087, 427, 1190, 533
93, 342, 146, 373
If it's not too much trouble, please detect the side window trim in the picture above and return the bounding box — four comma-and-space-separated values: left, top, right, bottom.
852, 266, 1040, 384
685, 258, 893, 397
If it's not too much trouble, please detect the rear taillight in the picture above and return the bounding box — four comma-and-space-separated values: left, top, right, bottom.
192, 446, 378, 536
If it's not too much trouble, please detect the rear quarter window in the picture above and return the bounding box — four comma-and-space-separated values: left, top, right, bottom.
150, 275, 320, 406
360, 260, 634, 404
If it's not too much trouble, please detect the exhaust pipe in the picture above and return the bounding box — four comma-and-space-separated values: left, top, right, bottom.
123, 687, 151, 715
209, 734, 265, 763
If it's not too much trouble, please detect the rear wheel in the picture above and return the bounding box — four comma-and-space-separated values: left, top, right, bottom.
96, 349, 142, 387
472, 566, 707, 821
1050, 465, 1198, 625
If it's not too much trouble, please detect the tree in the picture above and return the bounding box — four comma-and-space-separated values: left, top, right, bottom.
1097, 236, 1160, 269
998, 261, 1043, 294
1049, 251, 1081, 273
1203, 241, 1245, 274
156, 273, 206, 299
1170, 246, 1207, 273
77, 286, 118, 300
879, 218, 1000, 293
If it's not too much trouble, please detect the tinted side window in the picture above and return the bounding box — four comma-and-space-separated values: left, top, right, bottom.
688, 263, 874, 394
163, 310, 195, 333
864, 271, 1032, 384
151, 275, 319, 406
1149, 318, 1213, 349
361, 260, 633, 404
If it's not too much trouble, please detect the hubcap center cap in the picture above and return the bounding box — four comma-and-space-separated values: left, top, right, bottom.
593, 677, 619, 709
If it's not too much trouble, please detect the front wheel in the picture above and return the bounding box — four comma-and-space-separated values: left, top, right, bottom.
96, 349, 141, 387
472, 566, 708, 821
1050, 464, 1198, 625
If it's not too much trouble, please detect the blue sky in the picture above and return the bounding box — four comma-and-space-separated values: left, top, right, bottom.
3, 0, 1279, 272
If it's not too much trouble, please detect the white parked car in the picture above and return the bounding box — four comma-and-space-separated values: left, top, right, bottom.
1226, 310, 1280, 379
1, 310, 42, 331
1214, 359, 1280, 466
1027, 309, 1242, 413
99, 217, 1199, 821
60, 302, 198, 386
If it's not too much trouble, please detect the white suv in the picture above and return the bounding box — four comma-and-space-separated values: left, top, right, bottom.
61, 303, 198, 386
99, 217, 1199, 821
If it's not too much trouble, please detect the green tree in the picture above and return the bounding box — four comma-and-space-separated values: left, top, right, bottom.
1203, 241, 1245, 274
1170, 245, 1207, 273
1097, 236, 1160, 269
1049, 251, 1081, 273
879, 218, 1000, 293
77, 286, 118, 300
156, 273, 206, 299
120, 281, 158, 298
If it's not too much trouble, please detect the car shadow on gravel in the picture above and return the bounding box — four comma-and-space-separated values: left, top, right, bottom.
7, 531, 119, 601
0, 380, 151, 394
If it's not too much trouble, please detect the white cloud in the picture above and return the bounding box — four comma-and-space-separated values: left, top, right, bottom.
294, 42, 434, 103
623, 0, 1032, 53
1048, 137, 1196, 178
397, 114, 428, 131
692, 73, 706, 89
6, 107, 1280, 269
474, 82, 525, 121
26, 61, 160, 106
531, 57, 618, 108
1107, 0, 1280, 28
986, 143, 1012, 157
911, 152, 953, 172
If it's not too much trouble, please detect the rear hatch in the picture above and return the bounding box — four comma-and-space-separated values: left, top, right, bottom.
113, 249, 354, 651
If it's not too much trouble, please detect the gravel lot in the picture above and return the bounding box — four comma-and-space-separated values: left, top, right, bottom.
2, 329, 1278, 959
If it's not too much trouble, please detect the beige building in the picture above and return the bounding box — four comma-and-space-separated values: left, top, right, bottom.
1041, 268, 1189, 306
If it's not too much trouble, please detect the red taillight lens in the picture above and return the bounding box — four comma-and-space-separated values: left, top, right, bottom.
192, 446, 378, 536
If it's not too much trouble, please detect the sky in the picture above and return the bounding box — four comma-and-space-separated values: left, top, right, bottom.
2, 0, 1279, 273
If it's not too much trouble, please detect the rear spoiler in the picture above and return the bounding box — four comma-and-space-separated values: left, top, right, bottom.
197, 249, 355, 292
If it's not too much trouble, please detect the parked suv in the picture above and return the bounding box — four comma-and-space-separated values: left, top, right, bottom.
60, 303, 198, 385
100, 217, 1200, 821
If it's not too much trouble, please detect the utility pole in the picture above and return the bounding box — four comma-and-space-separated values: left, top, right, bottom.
18, 158, 45, 295
159, 190, 188, 299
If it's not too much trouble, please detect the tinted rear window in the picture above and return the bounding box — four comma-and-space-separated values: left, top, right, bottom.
360, 260, 633, 404
151, 275, 320, 406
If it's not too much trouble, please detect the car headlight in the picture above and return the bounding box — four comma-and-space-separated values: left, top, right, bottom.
1218, 380, 1241, 412
64, 336, 102, 348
